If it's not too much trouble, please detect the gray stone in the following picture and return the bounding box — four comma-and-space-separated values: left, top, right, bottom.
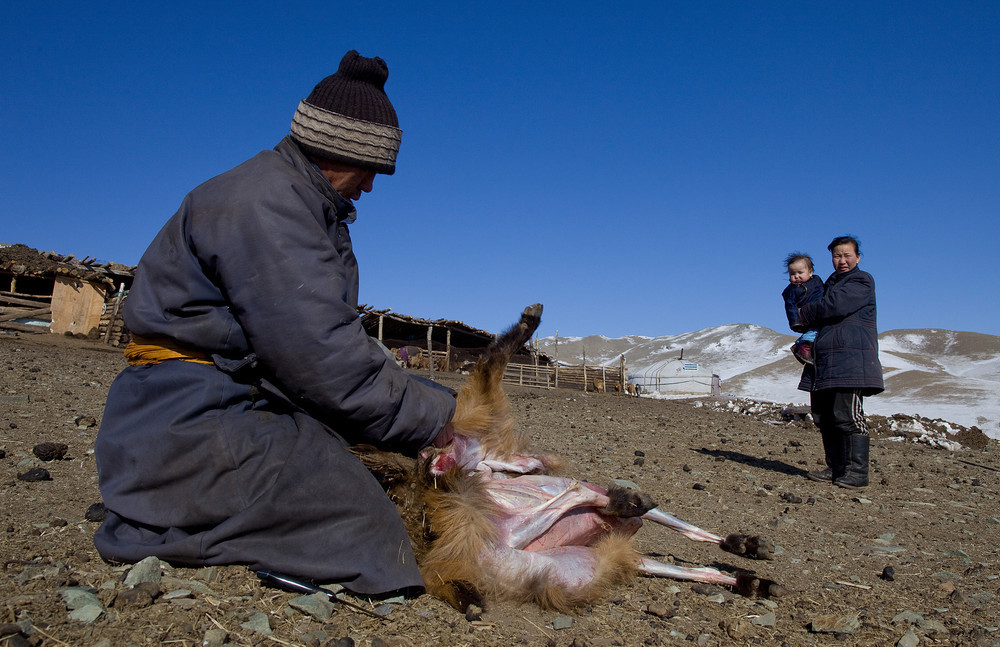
59, 587, 102, 611
930, 571, 961, 580
892, 610, 924, 625
863, 545, 906, 554
68, 605, 103, 623
289, 593, 335, 622
916, 618, 950, 635
552, 616, 573, 630
612, 478, 638, 490
810, 613, 860, 634
202, 627, 228, 647
124, 556, 163, 586
942, 549, 972, 564
750, 612, 776, 627
241, 612, 271, 635
896, 629, 919, 647
161, 589, 191, 600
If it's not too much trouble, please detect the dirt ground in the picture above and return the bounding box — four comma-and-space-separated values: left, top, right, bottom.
2, 332, 998, 647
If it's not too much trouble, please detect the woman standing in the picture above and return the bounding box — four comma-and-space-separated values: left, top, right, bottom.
798, 236, 884, 488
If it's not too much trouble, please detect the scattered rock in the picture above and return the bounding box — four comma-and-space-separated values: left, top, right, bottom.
645, 602, 673, 618
552, 616, 573, 630
17, 467, 51, 482
60, 587, 104, 623
202, 627, 228, 647
880, 565, 896, 581
896, 629, 919, 647
750, 612, 776, 627
32, 442, 68, 461
114, 586, 155, 609
241, 612, 272, 635
289, 592, 335, 622
719, 618, 750, 639
810, 613, 860, 634
75, 416, 97, 428
124, 556, 163, 586
84, 502, 107, 522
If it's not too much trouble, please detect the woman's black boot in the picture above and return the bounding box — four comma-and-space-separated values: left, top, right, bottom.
807, 431, 847, 482
835, 434, 869, 488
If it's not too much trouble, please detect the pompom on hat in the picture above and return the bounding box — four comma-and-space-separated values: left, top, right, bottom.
290, 50, 402, 174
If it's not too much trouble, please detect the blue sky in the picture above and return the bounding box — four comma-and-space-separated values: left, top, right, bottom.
3, 2, 998, 339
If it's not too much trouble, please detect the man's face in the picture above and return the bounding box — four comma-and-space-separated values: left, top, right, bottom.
831, 244, 860, 273
787, 259, 813, 285
313, 159, 377, 201
327, 167, 376, 201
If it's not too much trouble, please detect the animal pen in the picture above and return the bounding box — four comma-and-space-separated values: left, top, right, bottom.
0, 244, 134, 345
502, 355, 629, 393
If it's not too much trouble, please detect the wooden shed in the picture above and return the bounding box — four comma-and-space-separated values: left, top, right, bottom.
1, 243, 134, 344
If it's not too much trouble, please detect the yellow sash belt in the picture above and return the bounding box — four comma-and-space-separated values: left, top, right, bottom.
124, 335, 214, 366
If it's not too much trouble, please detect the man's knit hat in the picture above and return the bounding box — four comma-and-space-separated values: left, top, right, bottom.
290, 50, 402, 174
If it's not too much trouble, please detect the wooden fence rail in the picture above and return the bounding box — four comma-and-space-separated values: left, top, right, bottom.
501, 362, 627, 393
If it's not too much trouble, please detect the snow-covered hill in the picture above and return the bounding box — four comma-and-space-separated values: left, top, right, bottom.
537, 325, 1000, 440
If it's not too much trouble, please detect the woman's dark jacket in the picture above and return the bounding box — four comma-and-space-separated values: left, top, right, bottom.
782, 275, 824, 332
796, 266, 884, 395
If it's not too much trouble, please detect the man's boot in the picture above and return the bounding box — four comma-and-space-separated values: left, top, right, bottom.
835, 434, 870, 488
806, 431, 846, 482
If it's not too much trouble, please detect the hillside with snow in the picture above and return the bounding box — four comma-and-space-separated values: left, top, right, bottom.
537, 325, 1000, 440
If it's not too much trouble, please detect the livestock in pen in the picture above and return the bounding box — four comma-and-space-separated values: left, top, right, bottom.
356, 304, 784, 612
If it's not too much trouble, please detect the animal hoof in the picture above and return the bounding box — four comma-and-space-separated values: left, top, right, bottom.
602, 487, 657, 517
721, 534, 774, 560
518, 304, 543, 337
734, 573, 786, 598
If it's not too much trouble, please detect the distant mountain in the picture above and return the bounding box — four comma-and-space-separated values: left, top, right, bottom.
537, 325, 1000, 440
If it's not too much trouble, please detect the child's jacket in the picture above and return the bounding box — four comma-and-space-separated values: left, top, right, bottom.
782, 275, 824, 333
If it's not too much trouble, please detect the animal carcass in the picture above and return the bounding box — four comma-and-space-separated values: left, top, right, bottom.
357, 304, 782, 611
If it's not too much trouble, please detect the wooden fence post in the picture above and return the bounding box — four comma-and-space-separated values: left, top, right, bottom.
426, 325, 433, 379
554, 331, 559, 389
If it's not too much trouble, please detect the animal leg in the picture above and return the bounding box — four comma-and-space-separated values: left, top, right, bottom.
641, 508, 725, 544
642, 509, 774, 560
497, 481, 617, 550
449, 304, 544, 460
637, 557, 785, 597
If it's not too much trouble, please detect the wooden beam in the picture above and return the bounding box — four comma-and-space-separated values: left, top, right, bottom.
0, 321, 49, 333
0, 292, 53, 307
0, 306, 51, 323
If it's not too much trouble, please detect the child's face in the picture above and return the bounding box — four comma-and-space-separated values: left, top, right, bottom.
787, 259, 813, 285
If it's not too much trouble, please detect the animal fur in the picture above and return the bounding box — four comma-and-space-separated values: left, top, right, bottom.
356, 303, 781, 612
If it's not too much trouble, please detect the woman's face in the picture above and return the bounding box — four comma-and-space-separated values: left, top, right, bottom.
831, 244, 860, 273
